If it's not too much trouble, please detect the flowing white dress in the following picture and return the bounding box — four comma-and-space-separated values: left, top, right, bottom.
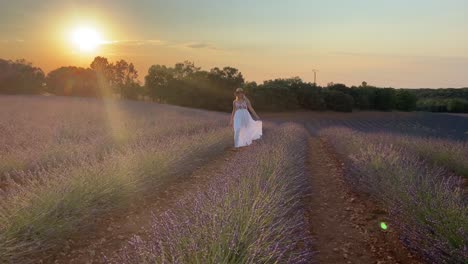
233, 100, 262, 147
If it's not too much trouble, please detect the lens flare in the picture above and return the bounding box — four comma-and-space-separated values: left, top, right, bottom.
380, 222, 388, 230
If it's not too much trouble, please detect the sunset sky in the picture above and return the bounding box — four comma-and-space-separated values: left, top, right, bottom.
1, 0, 467, 88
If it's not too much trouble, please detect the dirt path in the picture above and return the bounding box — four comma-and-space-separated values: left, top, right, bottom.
45, 147, 239, 264
306, 136, 423, 264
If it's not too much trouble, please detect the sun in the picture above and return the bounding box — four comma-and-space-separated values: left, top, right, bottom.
70, 26, 103, 52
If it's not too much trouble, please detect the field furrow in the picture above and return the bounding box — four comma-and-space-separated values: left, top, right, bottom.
0, 97, 233, 263
320, 127, 467, 263
110, 123, 314, 264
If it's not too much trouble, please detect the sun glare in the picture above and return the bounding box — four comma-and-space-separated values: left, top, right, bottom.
70, 27, 103, 52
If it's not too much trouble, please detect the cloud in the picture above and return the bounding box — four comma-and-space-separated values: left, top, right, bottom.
184, 42, 217, 50
0, 39, 25, 44
102, 39, 165, 47
101, 39, 221, 52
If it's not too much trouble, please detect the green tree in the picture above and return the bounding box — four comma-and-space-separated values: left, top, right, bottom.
173, 61, 200, 79
327, 83, 350, 94
121, 82, 143, 100
90, 56, 115, 97
416, 98, 448, 112
350, 86, 377, 110
144, 65, 175, 102
299, 86, 326, 110
324, 90, 354, 112
374, 88, 396, 111
255, 78, 302, 111
46, 67, 98, 97
113, 59, 140, 99
143, 62, 245, 111
0, 59, 45, 94
395, 90, 417, 111
90, 56, 114, 82
447, 98, 468, 113
209, 66, 245, 91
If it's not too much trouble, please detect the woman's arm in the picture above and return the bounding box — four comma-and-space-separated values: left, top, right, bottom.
246, 99, 260, 120
230, 101, 236, 127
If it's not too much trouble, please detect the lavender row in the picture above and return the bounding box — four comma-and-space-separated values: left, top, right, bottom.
321, 127, 467, 263
0, 96, 227, 180
112, 123, 314, 264
367, 132, 468, 178
0, 127, 231, 263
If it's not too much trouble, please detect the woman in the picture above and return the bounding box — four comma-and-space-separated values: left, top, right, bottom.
229, 88, 262, 148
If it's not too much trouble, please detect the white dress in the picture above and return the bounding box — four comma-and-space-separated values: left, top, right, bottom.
233, 100, 262, 147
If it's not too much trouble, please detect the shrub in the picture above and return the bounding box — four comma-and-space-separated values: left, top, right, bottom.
447, 98, 468, 113
324, 90, 354, 112
374, 88, 396, 111
395, 90, 417, 111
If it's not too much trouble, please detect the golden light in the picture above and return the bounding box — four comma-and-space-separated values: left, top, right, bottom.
70, 26, 103, 52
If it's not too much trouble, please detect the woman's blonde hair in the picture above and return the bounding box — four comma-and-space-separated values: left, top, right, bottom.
234, 88, 249, 102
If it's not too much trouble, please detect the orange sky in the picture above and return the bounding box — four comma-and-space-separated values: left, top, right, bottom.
1, 0, 467, 88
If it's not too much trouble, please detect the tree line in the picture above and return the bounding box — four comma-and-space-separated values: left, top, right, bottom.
0, 57, 141, 99
1, 57, 467, 113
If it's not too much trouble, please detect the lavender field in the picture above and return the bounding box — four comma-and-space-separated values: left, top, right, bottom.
0, 96, 232, 262
0, 95, 467, 263
320, 128, 467, 263
113, 124, 314, 263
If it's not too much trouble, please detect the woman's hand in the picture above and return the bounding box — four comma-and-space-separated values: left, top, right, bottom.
229, 119, 233, 127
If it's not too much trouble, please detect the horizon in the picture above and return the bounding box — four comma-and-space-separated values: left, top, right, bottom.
1, 0, 467, 88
